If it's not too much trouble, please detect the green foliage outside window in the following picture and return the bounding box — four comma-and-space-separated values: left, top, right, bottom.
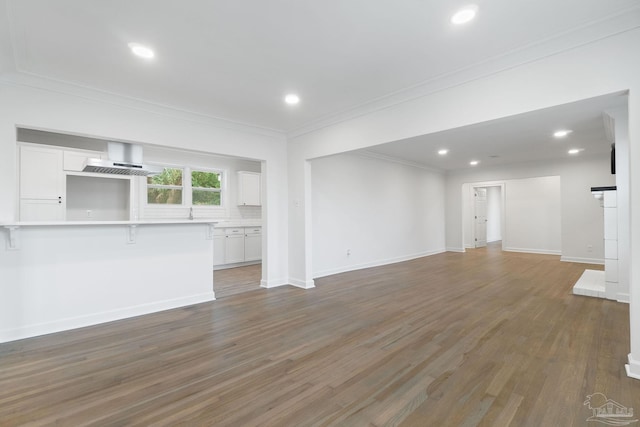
147, 168, 183, 204
192, 170, 222, 206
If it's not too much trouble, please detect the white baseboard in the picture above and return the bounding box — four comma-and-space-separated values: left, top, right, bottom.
446, 247, 465, 253
0, 292, 216, 344
503, 247, 561, 256
626, 353, 640, 380
313, 248, 446, 279
617, 293, 631, 304
560, 256, 605, 265
288, 278, 316, 289
214, 260, 261, 271
260, 278, 289, 288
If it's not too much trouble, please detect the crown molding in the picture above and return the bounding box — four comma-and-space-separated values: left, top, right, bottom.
288, 6, 640, 139
0, 71, 286, 139
355, 150, 443, 173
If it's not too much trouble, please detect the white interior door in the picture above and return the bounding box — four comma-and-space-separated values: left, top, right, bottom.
475, 188, 488, 248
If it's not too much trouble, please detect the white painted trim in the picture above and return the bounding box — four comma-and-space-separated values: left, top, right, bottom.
467, 182, 506, 251
0, 292, 216, 344
446, 247, 465, 253
214, 260, 261, 271
355, 150, 443, 173
260, 278, 289, 288
487, 238, 502, 243
617, 293, 631, 304
626, 354, 640, 380
0, 72, 284, 138
503, 247, 562, 256
560, 256, 605, 265
313, 248, 446, 279
288, 278, 316, 289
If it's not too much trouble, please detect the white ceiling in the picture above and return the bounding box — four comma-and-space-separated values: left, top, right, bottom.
1, 0, 638, 132
361, 93, 627, 171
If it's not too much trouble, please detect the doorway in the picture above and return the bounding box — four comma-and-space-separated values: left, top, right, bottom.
468, 183, 505, 250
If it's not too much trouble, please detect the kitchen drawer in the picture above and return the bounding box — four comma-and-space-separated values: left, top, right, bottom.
224, 228, 244, 236
245, 227, 262, 235
213, 228, 225, 236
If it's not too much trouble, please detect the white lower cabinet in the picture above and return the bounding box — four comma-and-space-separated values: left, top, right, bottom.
213, 226, 262, 268
244, 227, 262, 261
225, 230, 245, 264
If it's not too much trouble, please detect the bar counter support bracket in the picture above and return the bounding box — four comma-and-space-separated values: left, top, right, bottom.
3, 226, 19, 250
127, 224, 138, 244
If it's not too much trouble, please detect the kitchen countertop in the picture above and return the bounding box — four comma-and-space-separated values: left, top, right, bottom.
214, 219, 262, 228
1, 219, 220, 227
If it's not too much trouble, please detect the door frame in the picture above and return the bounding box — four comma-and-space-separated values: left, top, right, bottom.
467, 181, 506, 251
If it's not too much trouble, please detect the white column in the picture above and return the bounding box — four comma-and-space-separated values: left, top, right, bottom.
625, 92, 640, 380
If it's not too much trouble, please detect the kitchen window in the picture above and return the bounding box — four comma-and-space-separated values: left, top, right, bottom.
192, 170, 222, 206
147, 167, 184, 204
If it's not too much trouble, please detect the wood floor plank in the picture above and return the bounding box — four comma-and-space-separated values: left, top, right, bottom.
1, 243, 639, 426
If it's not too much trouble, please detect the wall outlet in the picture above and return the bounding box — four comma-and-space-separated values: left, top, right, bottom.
587, 245, 593, 252
86, 210, 92, 218
347, 249, 351, 256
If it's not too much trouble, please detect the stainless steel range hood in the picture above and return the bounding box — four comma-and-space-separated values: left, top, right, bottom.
83, 142, 163, 176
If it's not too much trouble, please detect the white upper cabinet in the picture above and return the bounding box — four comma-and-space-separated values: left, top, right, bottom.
20, 145, 64, 200
19, 145, 65, 221
244, 227, 262, 262
237, 171, 261, 206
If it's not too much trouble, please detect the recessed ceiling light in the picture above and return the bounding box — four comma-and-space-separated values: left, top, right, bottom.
568, 148, 582, 155
469, 160, 479, 166
128, 43, 154, 59
284, 94, 300, 105
451, 5, 478, 25
438, 149, 449, 155
554, 129, 573, 138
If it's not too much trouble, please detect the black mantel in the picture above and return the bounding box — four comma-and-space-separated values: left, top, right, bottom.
591, 186, 617, 192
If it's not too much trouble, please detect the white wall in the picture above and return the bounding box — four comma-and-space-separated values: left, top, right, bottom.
0, 81, 292, 340
504, 176, 561, 254
0, 83, 288, 287
486, 186, 502, 242
311, 152, 445, 277
452, 156, 612, 261
288, 28, 639, 279
288, 27, 640, 377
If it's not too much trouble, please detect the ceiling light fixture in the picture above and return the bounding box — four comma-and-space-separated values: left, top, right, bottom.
128, 43, 154, 59
438, 149, 449, 155
451, 5, 478, 25
284, 94, 300, 105
554, 129, 573, 138
469, 160, 479, 166
568, 148, 582, 155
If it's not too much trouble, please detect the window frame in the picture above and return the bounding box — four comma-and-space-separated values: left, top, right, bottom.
190, 168, 224, 207
145, 166, 185, 206
143, 164, 226, 210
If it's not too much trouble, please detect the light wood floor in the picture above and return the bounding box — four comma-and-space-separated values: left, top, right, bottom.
1, 245, 638, 426
214, 264, 262, 299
